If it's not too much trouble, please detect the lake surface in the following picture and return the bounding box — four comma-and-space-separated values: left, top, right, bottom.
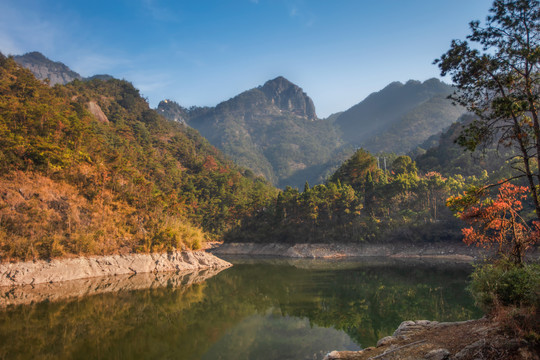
0, 257, 482, 360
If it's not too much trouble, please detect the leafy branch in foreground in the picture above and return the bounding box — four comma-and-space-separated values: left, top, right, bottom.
447, 182, 539, 264
436, 0, 540, 219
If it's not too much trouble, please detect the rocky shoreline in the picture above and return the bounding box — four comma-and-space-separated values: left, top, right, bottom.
0, 250, 231, 287
212, 242, 489, 261
324, 318, 538, 360
1, 267, 227, 307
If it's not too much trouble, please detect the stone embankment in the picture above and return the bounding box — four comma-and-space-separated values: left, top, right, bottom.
213, 242, 487, 261
0, 251, 231, 287
324, 319, 537, 360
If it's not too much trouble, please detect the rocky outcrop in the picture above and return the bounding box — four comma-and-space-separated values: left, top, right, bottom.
1, 267, 225, 307
87, 101, 109, 123
13, 51, 83, 86
12, 52, 114, 86
157, 99, 189, 124
0, 251, 231, 287
260, 76, 317, 120
212, 242, 489, 261
324, 319, 538, 360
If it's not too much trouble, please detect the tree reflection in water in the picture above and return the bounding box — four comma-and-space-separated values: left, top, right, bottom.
0, 258, 481, 360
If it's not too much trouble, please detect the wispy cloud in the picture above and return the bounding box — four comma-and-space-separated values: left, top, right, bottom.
286, 2, 316, 27
249, 0, 260, 4
0, 3, 60, 55
289, 6, 298, 17
141, 0, 180, 22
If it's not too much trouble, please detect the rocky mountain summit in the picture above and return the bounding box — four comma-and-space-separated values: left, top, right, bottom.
158, 77, 465, 187
13, 51, 113, 85
157, 99, 190, 124
13, 51, 82, 85
259, 76, 317, 120
176, 76, 345, 186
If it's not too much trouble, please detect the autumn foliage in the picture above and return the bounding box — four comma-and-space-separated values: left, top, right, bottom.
0, 54, 276, 261
448, 183, 539, 264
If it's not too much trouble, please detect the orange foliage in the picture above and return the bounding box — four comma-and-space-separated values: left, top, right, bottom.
455, 183, 538, 263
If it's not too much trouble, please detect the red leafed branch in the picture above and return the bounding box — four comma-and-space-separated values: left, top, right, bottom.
453, 183, 539, 264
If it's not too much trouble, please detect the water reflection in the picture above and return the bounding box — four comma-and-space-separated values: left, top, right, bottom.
0, 258, 481, 359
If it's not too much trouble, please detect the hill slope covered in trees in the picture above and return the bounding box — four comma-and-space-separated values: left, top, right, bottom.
158, 77, 349, 188
13, 52, 466, 189
0, 54, 276, 261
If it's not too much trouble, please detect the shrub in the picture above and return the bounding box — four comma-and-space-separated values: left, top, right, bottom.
149, 217, 205, 252
469, 261, 540, 313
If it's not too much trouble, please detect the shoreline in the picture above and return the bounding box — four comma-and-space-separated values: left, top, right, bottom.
212, 242, 492, 261
323, 318, 537, 359
1, 267, 227, 307
0, 250, 231, 288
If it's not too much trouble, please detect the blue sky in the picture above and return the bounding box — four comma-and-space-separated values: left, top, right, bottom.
0, 0, 493, 117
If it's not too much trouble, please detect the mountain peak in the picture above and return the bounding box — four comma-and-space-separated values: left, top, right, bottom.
260, 76, 317, 120
262, 76, 294, 89
13, 51, 82, 86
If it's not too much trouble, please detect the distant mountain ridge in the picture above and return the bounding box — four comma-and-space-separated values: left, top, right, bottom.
157, 77, 465, 187
13, 51, 113, 85
12, 51, 466, 188
334, 78, 466, 153
159, 77, 346, 187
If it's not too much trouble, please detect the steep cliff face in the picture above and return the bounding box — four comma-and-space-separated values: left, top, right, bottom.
260, 76, 317, 120
13, 51, 83, 85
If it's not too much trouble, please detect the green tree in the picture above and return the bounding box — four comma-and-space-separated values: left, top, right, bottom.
435, 0, 540, 219
391, 155, 417, 176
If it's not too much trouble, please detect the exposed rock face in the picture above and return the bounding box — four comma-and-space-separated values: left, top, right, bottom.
0, 251, 231, 287
324, 319, 538, 360
260, 76, 317, 120
157, 99, 189, 124
12, 52, 114, 86
13, 51, 83, 85
87, 101, 109, 123
1, 267, 226, 307
212, 242, 489, 260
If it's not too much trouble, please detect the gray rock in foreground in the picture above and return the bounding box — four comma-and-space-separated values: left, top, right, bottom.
0, 251, 231, 287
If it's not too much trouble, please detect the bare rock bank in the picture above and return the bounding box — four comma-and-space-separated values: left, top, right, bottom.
1, 267, 226, 307
0, 251, 231, 287
212, 242, 488, 261
324, 319, 539, 360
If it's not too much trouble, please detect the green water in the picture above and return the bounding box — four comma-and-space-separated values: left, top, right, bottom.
0, 258, 481, 360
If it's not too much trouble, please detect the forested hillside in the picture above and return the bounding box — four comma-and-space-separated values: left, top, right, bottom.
416, 114, 513, 179
0, 54, 276, 261
226, 148, 485, 244
334, 79, 466, 153
159, 77, 348, 188
13, 52, 467, 189
159, 78, 465, 188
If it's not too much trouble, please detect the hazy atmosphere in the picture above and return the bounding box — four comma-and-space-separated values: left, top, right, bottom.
1, 0, 493, 117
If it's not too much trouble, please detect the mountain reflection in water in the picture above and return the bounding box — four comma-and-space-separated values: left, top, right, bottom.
0, 257, 481, 360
